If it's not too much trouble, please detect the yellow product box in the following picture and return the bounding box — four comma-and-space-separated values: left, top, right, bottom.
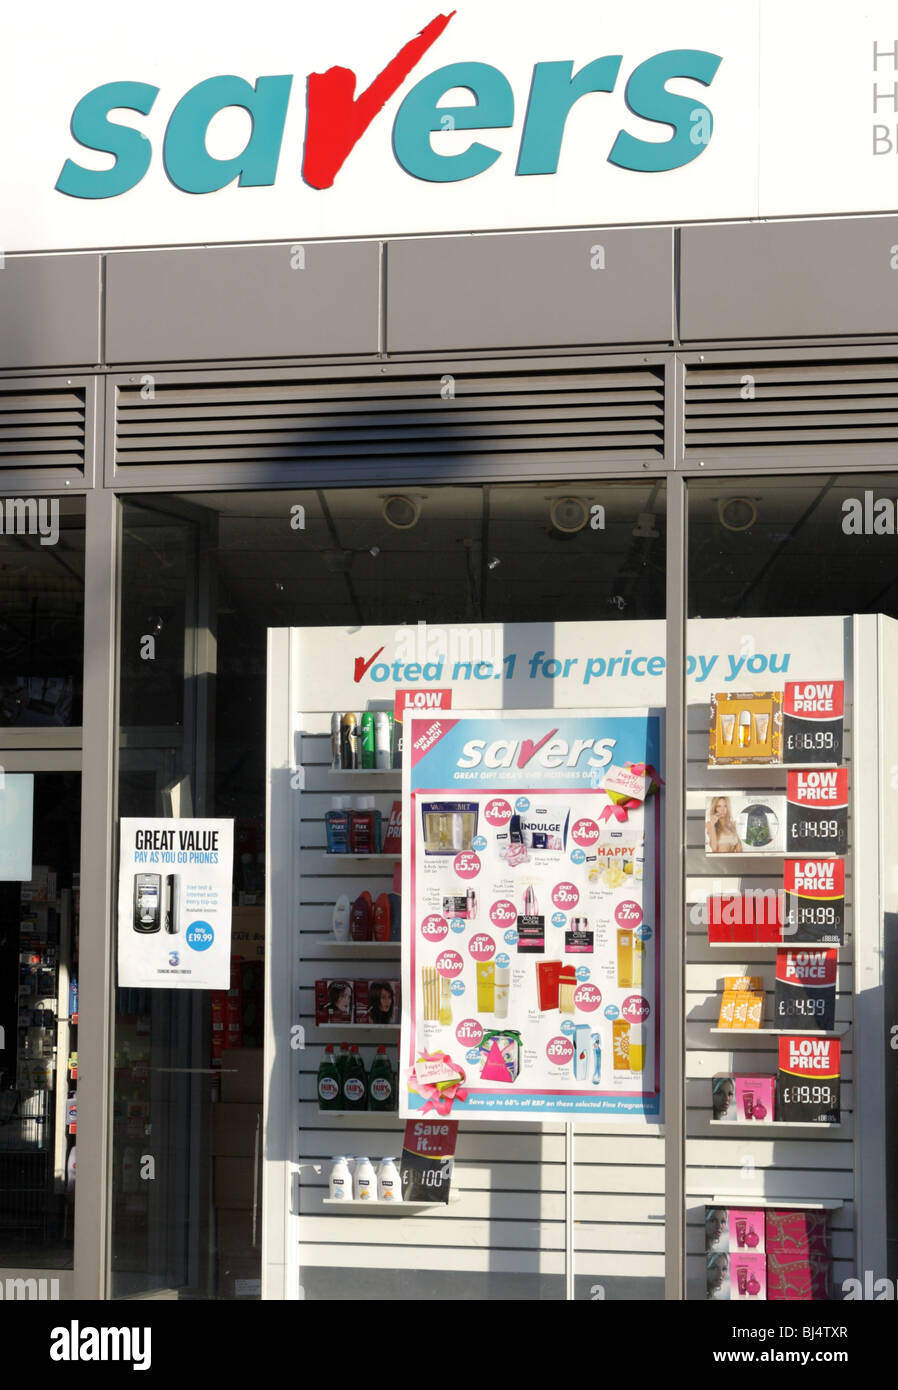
745, 993, 764, 1028
709, 691, 783, 766
718, 992, 738, 1028
732, 993, 750, 1028
724, 976, 764, 994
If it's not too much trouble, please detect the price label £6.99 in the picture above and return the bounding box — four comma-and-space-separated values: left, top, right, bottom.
785, 770, 848, 856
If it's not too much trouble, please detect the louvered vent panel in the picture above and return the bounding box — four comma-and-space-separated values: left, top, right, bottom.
115, 365, 665, 472
0, 386, 87, 473
685, 360, 898, 457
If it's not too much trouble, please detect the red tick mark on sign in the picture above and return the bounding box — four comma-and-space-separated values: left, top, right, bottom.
517, 728, 559, 768
354, 646, 385, 683
303, 11, 456, 190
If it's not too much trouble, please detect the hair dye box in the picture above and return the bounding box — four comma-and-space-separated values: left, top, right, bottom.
353, 979, 400, 1025
314, 979, 353, 1026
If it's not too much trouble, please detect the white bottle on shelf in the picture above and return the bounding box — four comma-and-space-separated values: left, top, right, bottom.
354, 1156, 377, 1201
329, 1156, 352, 1201
377, 1156, 403, 1202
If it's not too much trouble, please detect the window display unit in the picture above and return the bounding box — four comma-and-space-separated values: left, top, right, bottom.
263, 612, 887, 1300
683, 614, 882, 1299
265, 621, 674, 1300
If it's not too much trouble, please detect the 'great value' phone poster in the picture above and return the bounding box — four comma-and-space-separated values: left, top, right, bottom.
117, 818, 234, 989
401, 712, 662, 1122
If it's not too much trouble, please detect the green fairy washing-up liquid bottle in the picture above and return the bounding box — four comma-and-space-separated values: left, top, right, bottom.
368, 1045, 395, 1112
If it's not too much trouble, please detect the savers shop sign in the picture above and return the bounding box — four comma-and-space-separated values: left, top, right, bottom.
117, 818, 234, 990
7, 0, 763, 252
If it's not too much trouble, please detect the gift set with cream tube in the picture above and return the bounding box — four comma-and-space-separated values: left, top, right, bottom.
708, 691, 783, 766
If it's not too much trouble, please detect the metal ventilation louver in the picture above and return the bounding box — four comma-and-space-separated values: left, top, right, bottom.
114, 364, 665, 479
685, 360, 898, 458
0, 384, 87, 474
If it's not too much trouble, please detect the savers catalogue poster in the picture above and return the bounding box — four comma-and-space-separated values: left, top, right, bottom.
400, 711, 662, 1122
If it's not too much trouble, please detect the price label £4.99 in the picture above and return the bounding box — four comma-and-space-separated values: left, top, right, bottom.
785, 769, 848, 855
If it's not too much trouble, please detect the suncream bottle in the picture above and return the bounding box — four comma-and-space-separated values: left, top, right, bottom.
629, 1025, 645, 1072
373, 711, 393, 769
330, 712, 343, 769
613, 1018, 631, 1070
325, 798, 350, 853
494, 966, 509, 1019
439, 977, 452, 1026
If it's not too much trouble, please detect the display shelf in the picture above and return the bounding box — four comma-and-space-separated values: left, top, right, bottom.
317, 1023, 401, 1031
314, 1109, 401, 1118
705, 763, 840, 772
327, 769, 399, 777
710, 1026, 848, 1037
322, 1196, 459, 1210
710, 1120, 842, 1130
711, 1195, 843, 1211
322, 853, 402, 861
302, 940, 400, 959
705, 942, 788, 950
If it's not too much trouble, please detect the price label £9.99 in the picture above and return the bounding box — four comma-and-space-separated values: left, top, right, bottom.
785, 770, 848, 856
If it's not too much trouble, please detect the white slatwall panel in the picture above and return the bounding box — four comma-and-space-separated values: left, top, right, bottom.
684, 693, 854, 1301
296, 718, 666, 1296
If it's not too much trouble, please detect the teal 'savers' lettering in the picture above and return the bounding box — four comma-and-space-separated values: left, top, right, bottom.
55, 31, 722, 199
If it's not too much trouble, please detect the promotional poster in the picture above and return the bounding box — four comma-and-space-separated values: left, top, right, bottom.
117, 818, 234, 989
0, 774, 34, 880
401, 710, 662, 1121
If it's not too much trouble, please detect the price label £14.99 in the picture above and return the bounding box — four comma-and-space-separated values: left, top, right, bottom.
783, 858, 844, 946
785, 769, 848, 856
